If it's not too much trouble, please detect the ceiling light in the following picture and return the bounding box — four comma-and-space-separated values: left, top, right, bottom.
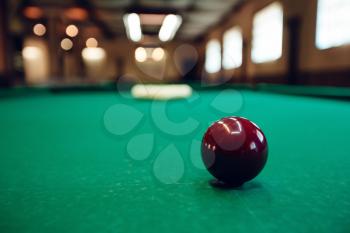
152, 47, 165, 61
123, 13, 142, 42
135, 47, 147, 62
22, 46, 41, 60
86, 38, 98, 48
61, 38, 73, 51
66, 25, 79, 37
159, 14, 182, 42
82, 47, 106, 61
33, 23, 46, 36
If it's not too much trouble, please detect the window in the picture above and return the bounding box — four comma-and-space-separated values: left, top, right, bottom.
223, 26, 243, 69
316, 0, 350, 50
205, 39, 221, 73
252, 2, 283, 63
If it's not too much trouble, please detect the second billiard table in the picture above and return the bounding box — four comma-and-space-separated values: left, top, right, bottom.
0, 84, 350, 233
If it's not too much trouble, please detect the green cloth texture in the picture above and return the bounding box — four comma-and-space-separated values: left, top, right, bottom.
0, 88, 350, 233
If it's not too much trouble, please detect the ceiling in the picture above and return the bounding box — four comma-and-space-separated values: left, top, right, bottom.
15, 0, 243, 41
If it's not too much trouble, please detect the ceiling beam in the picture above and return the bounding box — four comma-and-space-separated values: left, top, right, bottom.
75, 0, 117, 39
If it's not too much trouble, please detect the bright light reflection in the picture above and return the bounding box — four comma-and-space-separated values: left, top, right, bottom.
256, 130, 264, 143
218, 119, 242, 135
250, 142, 257, 150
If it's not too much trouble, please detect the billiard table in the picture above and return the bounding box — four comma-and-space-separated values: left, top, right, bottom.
1, 84, 350, 233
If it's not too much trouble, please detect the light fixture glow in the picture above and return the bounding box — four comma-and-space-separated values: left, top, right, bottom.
23, 6, 43, 19
123, 13, 142, 42
33, 23, 46, 36
159, 14, 182, 42
135, 47, 147, 62
82, 47, 106, 61
60, 38, 73, 51
86, 38, 98, 48
152, 47, 165, 61
22, 46, 42, 60
66, 24, 79, 37
65, 7, 88, 21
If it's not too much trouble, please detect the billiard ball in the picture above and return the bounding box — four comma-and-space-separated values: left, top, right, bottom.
201, 117, 268, 187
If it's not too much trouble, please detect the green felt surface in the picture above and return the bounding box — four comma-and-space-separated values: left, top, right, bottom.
1, 88, 350, 233
257, 84, 350, 99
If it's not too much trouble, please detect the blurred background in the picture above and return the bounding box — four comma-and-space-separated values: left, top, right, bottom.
0, 0, 349, 87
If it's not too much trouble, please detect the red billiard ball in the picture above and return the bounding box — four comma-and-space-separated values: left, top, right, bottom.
201, 117, 268, 187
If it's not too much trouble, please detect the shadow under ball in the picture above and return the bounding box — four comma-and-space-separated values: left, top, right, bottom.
201, 117, 268, 186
